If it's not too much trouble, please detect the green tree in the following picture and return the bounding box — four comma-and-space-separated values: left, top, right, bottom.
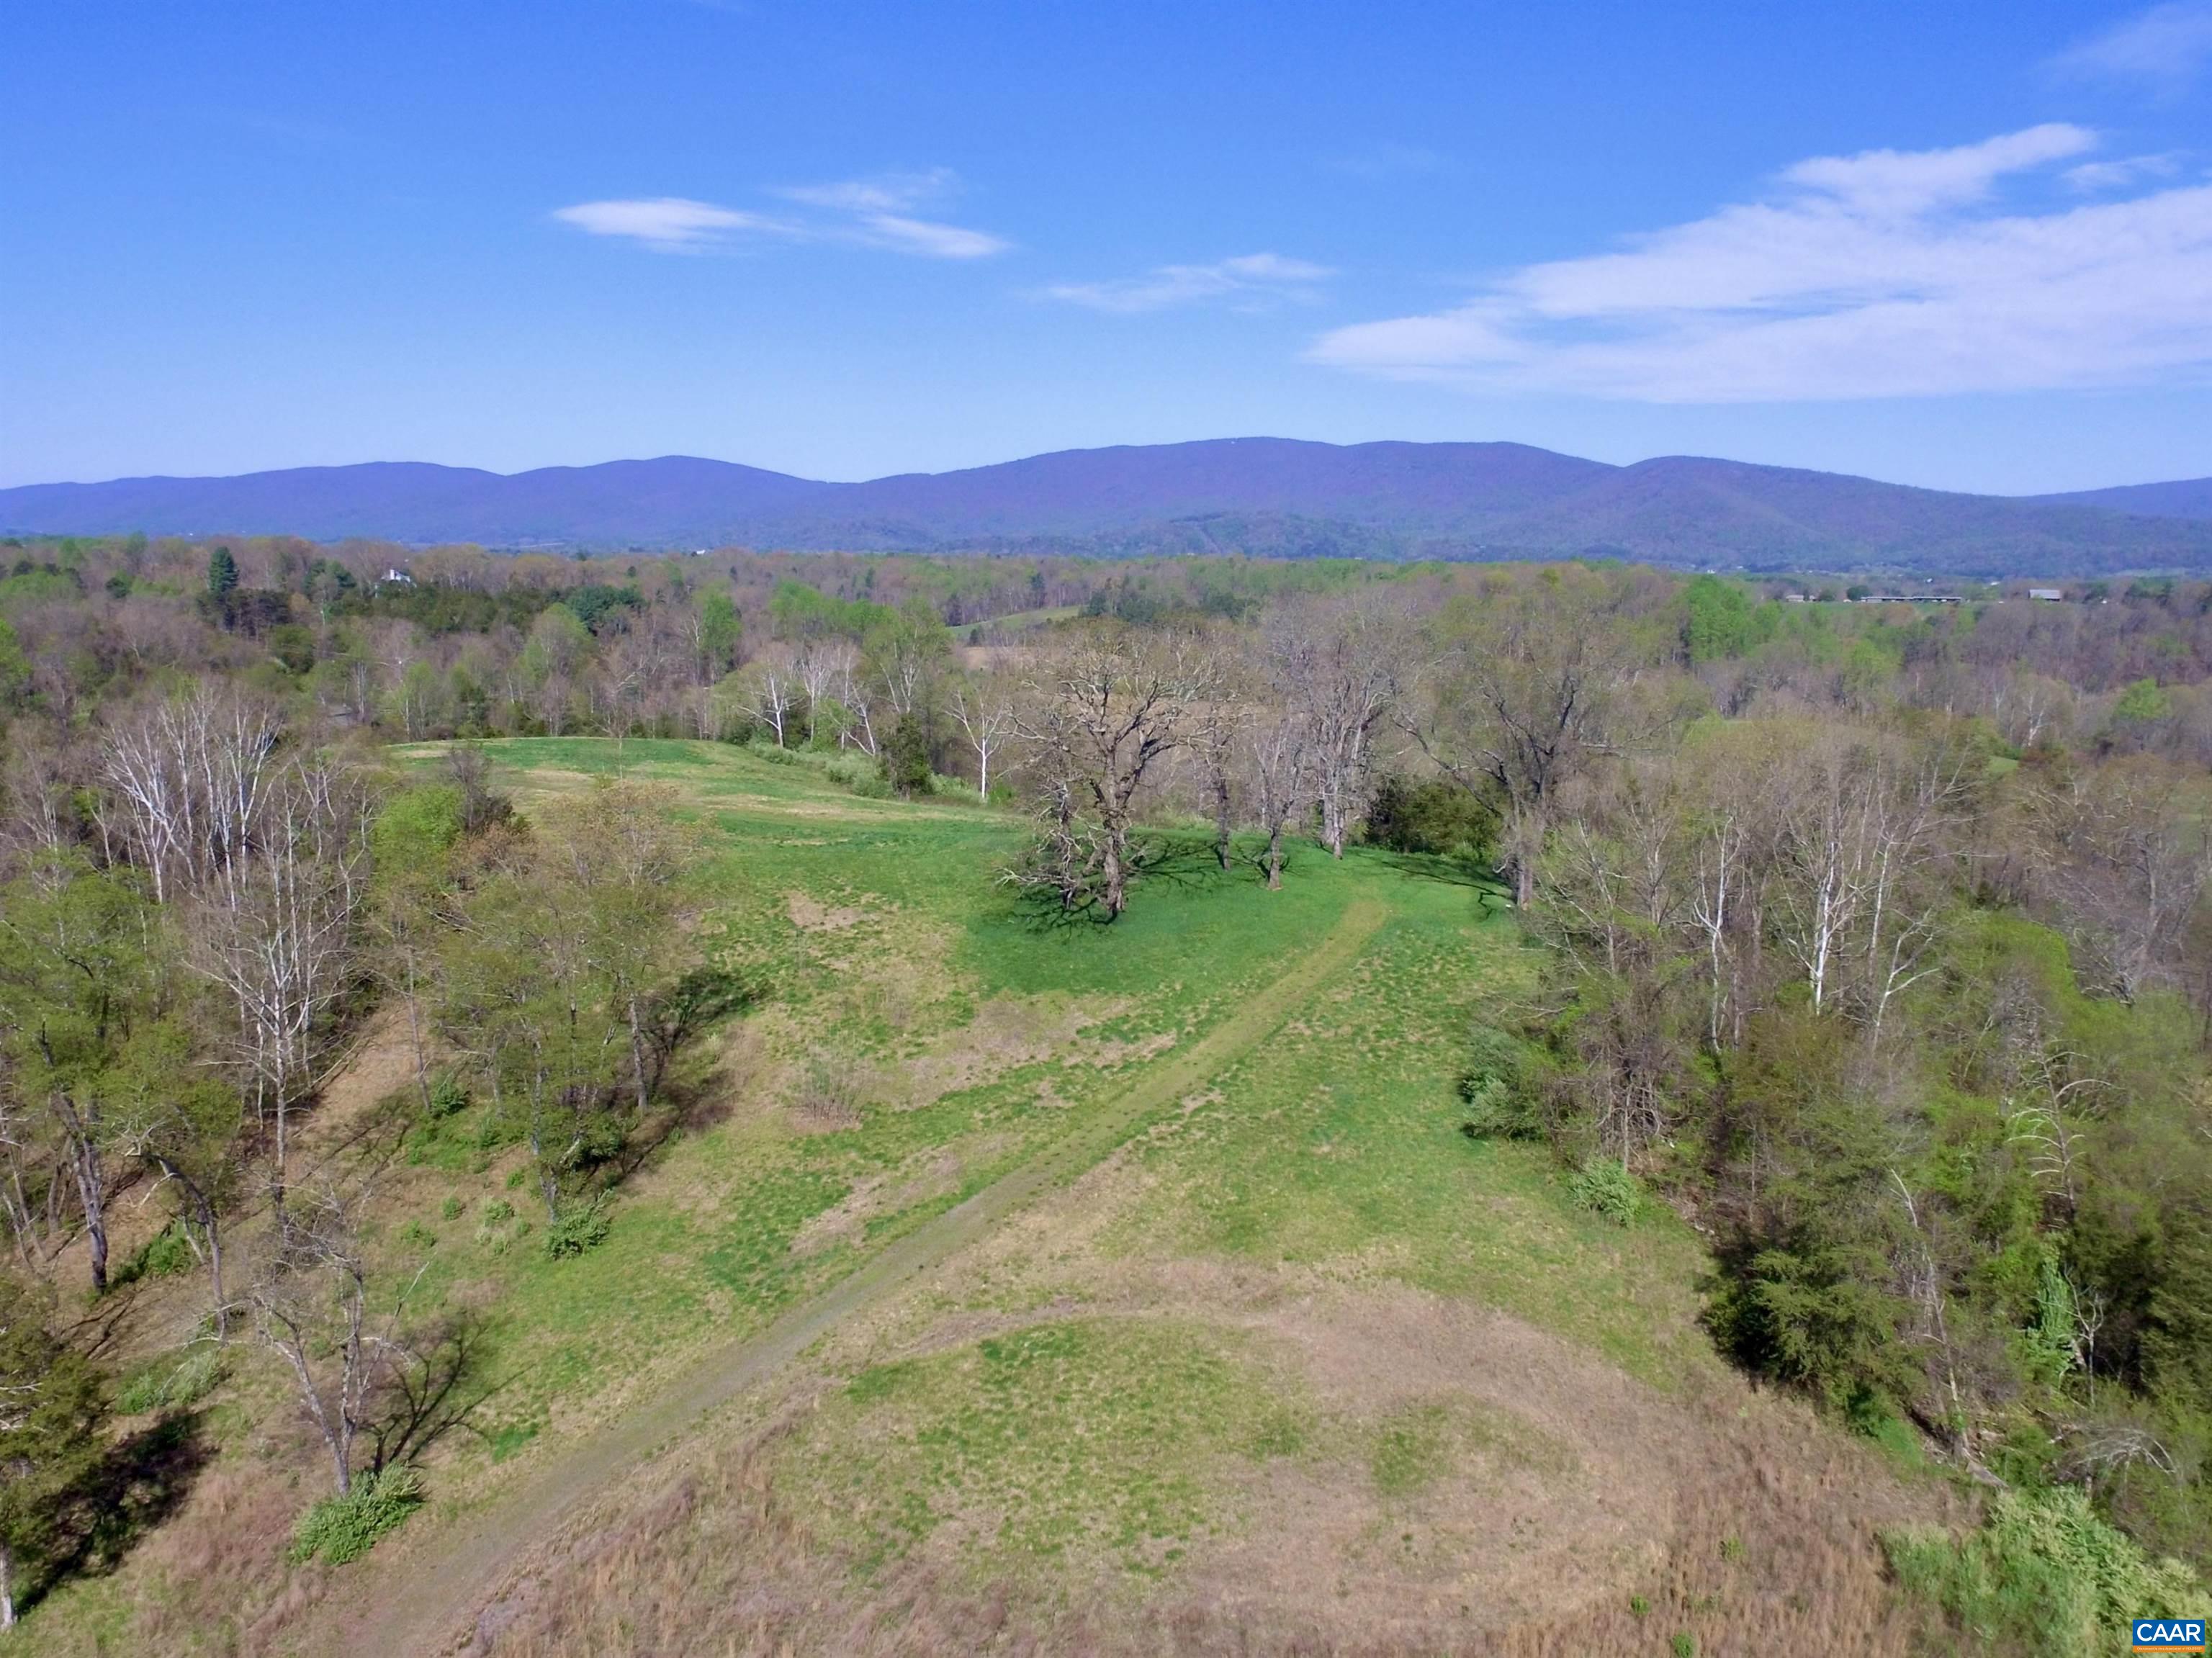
0, 617, 29, 712
437, 779, 697, 1227
2113, 678, 2173, 726
882, 713, 932, 798
0, 857, 161, 1293
205, 545, 239, 599
696, 590, 742, 680
369, 784, 466, 1112
1681, 575, 1757, 665
0, 1274, 107, 1627
107, 1021, 244, 1339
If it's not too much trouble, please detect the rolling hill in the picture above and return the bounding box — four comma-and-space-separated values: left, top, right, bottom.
8, 438, 2212, 575
2030, 476, 2212, 521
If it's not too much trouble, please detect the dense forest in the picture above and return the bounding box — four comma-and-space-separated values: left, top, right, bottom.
2, 527, 2211, 1648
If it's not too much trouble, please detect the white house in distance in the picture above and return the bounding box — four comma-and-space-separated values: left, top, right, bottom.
2028, 587, 2063, 601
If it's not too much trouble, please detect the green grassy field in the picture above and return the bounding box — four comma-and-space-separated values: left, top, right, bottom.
377, 739, 1490, 1457
35, 736, 1928, 1655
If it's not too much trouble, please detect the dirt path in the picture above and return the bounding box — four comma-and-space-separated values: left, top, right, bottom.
305, 898, 1388, 1658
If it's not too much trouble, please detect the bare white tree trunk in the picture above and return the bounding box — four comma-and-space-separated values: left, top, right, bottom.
952, 682, 1015, 800
189, 758, 370, 1207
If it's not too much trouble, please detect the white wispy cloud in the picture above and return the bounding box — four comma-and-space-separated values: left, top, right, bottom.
552, 197, 796, 251
2053, 2, 2212, 95
552, 169, 1007, 258
1308, 124, 2212, 402
2065, 153, 2182, 192
775, 171, 1010, 259
1045, 253, 1334, 314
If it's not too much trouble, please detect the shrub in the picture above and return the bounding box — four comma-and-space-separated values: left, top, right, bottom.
544, 1196, 611, 1258
1567, 1160, 1642, 1226
795, 1047, 865, 1129
426, 1073, 469, 1119
117, 1347, 224, 1415
136, 1221, 195, 1280
112, 1220, 198, 1289
1364, 774, 1496, 862
1457, 1025, 1542, 1139
566, 1108, 628, 1170
823, 749, 892, 797
1883, 1485, 2206, 1657
288, 1465, 425, 1565
880, 713, 932, 798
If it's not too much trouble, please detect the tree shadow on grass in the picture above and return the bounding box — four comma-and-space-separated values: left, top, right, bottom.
369, 1309, 499, 1475
999, 832, 1240, 931
611, 965, 763, 1176
27, 1410, 213, 1615
1375, 849, 1514, 914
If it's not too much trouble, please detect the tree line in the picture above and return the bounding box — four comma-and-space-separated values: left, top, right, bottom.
0, 678, 735, 1619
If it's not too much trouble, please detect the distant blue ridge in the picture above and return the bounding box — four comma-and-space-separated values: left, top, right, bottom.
5, 438, 2209, 575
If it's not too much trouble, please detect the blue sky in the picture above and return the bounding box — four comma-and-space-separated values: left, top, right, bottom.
5, 1, 2211, 493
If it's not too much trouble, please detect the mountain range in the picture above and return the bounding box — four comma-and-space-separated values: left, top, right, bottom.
6, 439, 2212, 576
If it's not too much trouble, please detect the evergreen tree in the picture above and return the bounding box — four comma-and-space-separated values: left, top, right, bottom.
0, 1275, 107, 1627
883, 713, 932, 798
205, 544, 239, 599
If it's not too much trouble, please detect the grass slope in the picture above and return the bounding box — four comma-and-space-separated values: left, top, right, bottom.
30, 738, 1941, 1656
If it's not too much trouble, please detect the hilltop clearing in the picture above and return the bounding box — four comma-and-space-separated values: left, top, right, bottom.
25, 739, 1948, 1655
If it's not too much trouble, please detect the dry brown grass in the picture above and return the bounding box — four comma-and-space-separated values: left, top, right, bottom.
469, 1390, 1951, 1658
786, 891, 868, 932
458, 1242, 1959, 1658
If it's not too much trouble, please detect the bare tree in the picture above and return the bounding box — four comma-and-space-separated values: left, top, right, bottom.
1766, 724, 1969, 1028
1412, 572, 1643, 906
1191, 639, 1251, 872
950, 678, 1015, 801
742, 654, 798, 748
2028, 757, 2212, 1002
1245, 706, 1313, 890
796, 644, 839, 747
1008, 628, 1220, 919
1272, 592, 1415, 858
827, 641, 878, 754
249, 1182, 425, 1495
188, 756, 372, 1208
103, 683, 284, 905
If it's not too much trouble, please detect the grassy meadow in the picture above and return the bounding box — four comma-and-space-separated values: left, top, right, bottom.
35, 736, 1938, 1655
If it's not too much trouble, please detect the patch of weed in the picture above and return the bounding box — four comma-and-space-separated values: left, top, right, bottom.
1883, 1485, 2205, 1657
287, 1466, 424, 1565
116, 1348, 224, 1415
